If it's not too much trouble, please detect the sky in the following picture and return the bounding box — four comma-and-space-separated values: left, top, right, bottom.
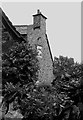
1, 2, 81, 63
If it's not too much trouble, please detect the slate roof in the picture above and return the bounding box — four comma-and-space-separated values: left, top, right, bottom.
0, 7, 25, 42
14, 25, 33, 35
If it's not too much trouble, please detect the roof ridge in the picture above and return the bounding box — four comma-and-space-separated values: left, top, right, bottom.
14, 24, 33, 27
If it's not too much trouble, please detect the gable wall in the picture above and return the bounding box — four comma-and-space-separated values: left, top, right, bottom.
27, 28, 54, 84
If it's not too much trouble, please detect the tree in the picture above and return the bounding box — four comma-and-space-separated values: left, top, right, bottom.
2, 41, 39, 118
52, 56, 83, 120
2, 41, 38, 86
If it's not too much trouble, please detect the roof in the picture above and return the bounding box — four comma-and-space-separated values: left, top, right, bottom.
14, 25, 33, 34
0, 7, 25, 41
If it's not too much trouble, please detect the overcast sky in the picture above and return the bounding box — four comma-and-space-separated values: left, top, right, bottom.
1, 2, 81, 63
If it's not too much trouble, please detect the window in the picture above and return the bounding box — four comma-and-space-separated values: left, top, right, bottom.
37, 45, 42, 58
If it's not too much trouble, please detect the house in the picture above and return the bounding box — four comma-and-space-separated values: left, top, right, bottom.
1, 8, 54, 84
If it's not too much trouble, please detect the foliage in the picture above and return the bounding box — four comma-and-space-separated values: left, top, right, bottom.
2, 41, 38, 86
2, 41, 39, 118
52, 56, 83, 120
2, 46, 83, 120
2, 82, 61, 120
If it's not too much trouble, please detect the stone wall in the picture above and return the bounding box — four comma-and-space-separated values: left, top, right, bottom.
26, 10, 54, 84
27, 27, 54, 84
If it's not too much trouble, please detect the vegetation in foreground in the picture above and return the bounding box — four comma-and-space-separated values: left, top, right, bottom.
1, 41, 83, 120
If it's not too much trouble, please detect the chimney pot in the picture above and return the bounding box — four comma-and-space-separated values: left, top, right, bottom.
37, 9, 41, 14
